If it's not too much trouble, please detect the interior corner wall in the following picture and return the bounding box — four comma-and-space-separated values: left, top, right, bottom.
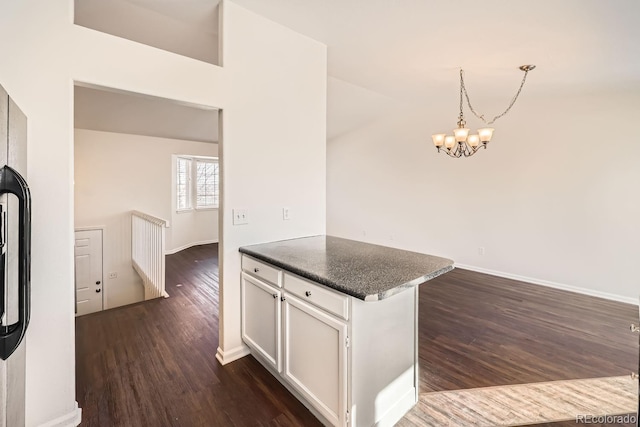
0, 0, 326, 424
169, 154, 220, 255
74, 0, 220, 65
327, 89, 640, 302
74, 129, 218, 309
218, 2, 327, 360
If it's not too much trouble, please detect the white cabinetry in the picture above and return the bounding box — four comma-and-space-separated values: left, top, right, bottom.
241, 254, 418, 427
241, 272, 281, 372
283, 293, 348, 426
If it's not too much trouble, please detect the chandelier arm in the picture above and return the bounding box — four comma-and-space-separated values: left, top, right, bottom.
461, 68, 531, 125
465, 147, 481, 158
439, 141, 488, 158
443, 149, 458, 158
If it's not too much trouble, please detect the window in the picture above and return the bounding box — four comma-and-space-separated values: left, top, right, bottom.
176, 156, 219, 211
196, 159, 219, 208
176, 157, 191, 210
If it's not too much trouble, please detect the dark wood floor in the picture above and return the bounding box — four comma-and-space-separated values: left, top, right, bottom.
421, 269, 638, 427
76, 244, 638, 426
420, 269, 638, 392
76, 244, 321, 426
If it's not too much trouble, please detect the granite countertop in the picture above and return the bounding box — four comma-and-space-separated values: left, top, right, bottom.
239, 235, 454, 301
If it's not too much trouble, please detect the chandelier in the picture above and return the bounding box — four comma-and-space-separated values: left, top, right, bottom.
432, 65, 535, 158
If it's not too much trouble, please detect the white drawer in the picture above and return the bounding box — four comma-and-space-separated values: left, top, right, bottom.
284, 273, 349, 321
242, 255, 282, 287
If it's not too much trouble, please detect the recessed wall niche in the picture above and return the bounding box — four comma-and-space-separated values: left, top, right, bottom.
74, 0, 221, 65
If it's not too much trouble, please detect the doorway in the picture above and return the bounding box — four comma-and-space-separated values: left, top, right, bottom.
73, 84, 221, 312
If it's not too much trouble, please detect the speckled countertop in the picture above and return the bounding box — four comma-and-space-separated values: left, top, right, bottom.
239, 235, 454, 301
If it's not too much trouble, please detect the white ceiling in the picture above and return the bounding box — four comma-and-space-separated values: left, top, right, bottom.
75, 0, 220, 64
234, 0, 640, 138
235, 0, 640, 96
74, 0, 640, 141
75, 85, 219, 143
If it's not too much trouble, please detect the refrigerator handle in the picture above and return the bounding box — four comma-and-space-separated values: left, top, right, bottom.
0, 165, 31, 360
0, 204, 5, 322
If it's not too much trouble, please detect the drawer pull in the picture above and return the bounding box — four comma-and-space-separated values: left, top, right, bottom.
272, 293, 278, 299
305, 291, 312, 297
254, 267, 260, 273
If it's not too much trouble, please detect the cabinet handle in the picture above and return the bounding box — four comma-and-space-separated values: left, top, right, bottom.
95, 289, 101, 293
96, 281, 101, 285
272, 293, 278, 299
254, 267, 260, 273
280, 296, 286, 302
631, 324, 640, 333
305, 291, 312, 297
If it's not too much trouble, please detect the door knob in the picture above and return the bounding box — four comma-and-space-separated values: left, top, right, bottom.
95, 289, 101, 293
96, 281, 101, 285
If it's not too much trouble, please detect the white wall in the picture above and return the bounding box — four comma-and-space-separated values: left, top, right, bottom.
328, 88, 640, 303
169, 203, 220, 255
74, 129, 218, 309
74, 0, 220, 65
169, 154, 220, 255
0, 1, 326, 425
217, 3, 327, 363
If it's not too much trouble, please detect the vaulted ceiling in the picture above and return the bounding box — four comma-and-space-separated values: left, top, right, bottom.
234, 0, 640, 138
74, 0, 640, 141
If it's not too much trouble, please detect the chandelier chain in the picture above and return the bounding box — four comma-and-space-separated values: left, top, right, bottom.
460, 68, 531, 125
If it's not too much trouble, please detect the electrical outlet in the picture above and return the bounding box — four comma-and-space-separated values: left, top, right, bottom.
108, 272, 117, 279
233, 208, 249, 225
478, 247, 485, 256
283, 207, 291, 220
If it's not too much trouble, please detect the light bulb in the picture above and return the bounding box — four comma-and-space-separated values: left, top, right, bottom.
453, 127, 470, 142
478, 128, 494, 143
431, 134, 446, 147
444, 135, 456, 149
467, 134, 480, 147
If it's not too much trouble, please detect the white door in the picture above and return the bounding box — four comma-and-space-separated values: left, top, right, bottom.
241, 272, 281, 372
74, 229, 103, 316
283, 294, 348, 427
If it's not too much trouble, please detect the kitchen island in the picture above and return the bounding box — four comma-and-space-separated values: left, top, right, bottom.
239, 235, 453, 426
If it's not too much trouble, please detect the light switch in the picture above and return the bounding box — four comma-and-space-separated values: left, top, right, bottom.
283, 207, 291, 220
233, 209, 248, 225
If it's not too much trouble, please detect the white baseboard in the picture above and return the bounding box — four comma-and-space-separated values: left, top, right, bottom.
215, 344, 250, 365
38, 401, 82, 427
455, 263, 638, 305
165, 239, 218, 255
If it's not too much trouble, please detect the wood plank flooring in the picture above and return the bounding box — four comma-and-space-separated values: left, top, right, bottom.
420, 268, 638, 392
399, 376, 636, 426
76, 244, 638, 426
76, 244, 321, 426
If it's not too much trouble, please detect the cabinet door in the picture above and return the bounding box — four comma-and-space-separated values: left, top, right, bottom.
283, 294, 348, 427
241, 273, 281, 372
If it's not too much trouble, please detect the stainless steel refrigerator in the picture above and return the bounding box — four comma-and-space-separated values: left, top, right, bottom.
0, 83, 31, 427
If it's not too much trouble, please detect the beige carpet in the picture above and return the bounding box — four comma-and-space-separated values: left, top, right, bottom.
398, 376, 638, 426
